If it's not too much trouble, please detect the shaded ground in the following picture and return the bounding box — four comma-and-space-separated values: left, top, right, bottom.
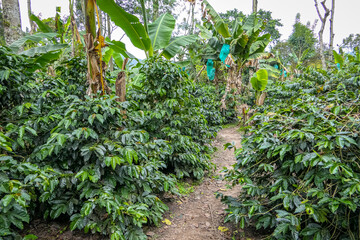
145, 127, 260, 240
21, 219, 101, 240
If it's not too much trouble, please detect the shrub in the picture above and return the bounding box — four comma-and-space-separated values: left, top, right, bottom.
222, 54, 360, 239
129, 58, 217, 179
1, 54, 224, 239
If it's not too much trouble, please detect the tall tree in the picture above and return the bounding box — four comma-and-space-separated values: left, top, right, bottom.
314, 0, 330, 69
288, 14, 317, 60
27, 0, 36, 33
329, 0, 335, 53
2, 0, 22, 45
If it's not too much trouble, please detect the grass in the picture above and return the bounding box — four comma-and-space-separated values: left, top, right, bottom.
222, 122, 239, 129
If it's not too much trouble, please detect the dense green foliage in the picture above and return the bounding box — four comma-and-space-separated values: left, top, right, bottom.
221, 52, 360, 239
0, 47, 224, 239
341, 33, 360, 52
219, 9, 282, 43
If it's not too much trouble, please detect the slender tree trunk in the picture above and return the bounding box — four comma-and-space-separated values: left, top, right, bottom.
252, 0, 258, 13
84, 0, 111, 96
3, 0, 22, 45
314, 0, 330, 70
27, 0, 36, 33
70, 0, 81, 56
107, 14, 114, 71
153, 0, 159, 22
329, 0, 335, 56
189, 1, 195, 34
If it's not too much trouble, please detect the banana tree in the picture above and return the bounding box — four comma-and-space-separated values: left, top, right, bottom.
97, 0, 198, 60
250, 68, 268, 105
84, 0, 111, 96
200, 0, 271, 109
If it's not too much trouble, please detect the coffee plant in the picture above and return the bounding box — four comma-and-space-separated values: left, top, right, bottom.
0, 47, 226, 239
129, 58, 220, 179
221, 53, 360, 239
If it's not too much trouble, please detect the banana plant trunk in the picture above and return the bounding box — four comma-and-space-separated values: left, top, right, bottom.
115, 58, 129, 102
220, 65, 242, 110
84, 0, 111, 96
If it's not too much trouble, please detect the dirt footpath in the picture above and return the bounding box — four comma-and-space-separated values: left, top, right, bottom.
146, 127, 252, 240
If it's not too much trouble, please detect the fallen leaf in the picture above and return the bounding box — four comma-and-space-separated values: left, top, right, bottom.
218, 226, 229, 232
162, 218, 172, 225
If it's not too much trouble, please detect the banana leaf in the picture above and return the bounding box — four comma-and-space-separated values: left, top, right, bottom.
20, 44, 68, 57
97, 0, 152, 52
9, 33, 58, 52
161, 35, 198, 60
201, 0, 231, 38
149, 13, 175, 50
30, 14, 53, 33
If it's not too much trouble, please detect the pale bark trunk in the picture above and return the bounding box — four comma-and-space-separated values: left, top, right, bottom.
252, 0, 258, 13
189, 2, 195, 34
27, 0, 36, 33
314, 0, 330, 70
3, 0, 22, 45
329, 0, 335, 55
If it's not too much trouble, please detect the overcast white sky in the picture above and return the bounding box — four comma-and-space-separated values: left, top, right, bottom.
17, 0, 360, 58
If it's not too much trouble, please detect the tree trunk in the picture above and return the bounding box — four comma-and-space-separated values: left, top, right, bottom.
329, 0, 335, 55
220, 67, 234, 110
153, 0, 159, 22
27, 0, 36, 33
84, 0, 111, 96
107, 14, 114, 71
314, 0, 330, 70
252, 0, 258, 13
189, 1, 195, 34
0, 5, 4, 45
115, 58, 129, 102
220, 66, 243, 110
69, 0, 81, 56
2, 0, 22, 45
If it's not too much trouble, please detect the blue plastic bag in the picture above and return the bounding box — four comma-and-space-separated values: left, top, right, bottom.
220, 44, 230, 66
207, 59, 216, 80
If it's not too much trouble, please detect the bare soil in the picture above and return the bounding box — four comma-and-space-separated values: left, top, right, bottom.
21, 219, 102, 240
145, 127, 260, 240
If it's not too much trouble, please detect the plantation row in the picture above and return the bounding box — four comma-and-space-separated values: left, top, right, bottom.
1, 0, 360, 239
221, 52, 360, 239
0, 47, 233, 239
